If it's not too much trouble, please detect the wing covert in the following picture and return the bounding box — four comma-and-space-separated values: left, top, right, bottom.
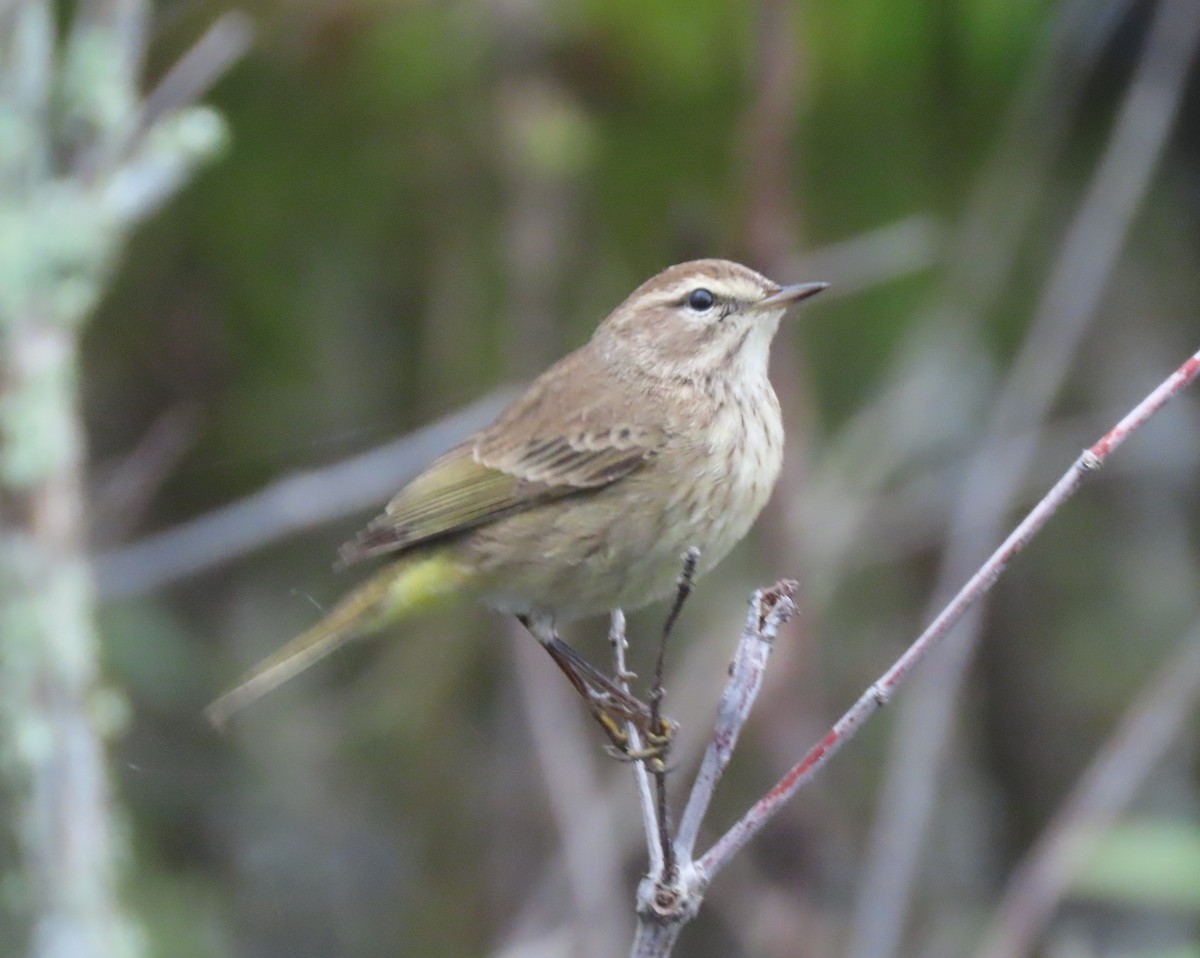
338, 421, 664, 565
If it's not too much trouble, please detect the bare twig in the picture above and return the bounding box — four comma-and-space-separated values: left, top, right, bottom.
850, 1, 1200, 953
975, 624, 1200, 958
653, 548, 701, 714
89, 405, 201, 547
630, 918, 684, 958
113, 12, 253, 171
624, 344, 1199, 958
629, 583, 798, 956
674, 580, 798, 862
696, 346, 1200, 881
94, 390, 514, 597
611, 610, 662, 875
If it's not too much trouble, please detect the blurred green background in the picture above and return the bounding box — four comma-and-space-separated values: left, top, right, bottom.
52, 0, 1200, 954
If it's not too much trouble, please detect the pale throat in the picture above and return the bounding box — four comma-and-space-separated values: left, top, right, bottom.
730, 314, 782, 384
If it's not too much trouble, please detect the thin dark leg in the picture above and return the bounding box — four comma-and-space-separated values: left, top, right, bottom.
649, 547, 699, 880
518, 615, 657, 753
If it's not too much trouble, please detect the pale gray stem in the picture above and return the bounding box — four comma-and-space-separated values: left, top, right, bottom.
94, 391, 514, 597
674, 584, 795, 861
628, 584, 797, 955
610, 609, 662, 875
629, 918, 683, 958
512, 627, 626, 958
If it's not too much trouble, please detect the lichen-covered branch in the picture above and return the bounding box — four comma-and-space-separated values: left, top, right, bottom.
0, 3, 244, 955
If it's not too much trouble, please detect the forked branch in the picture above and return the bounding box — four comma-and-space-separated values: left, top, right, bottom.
627, 345, 1200, 956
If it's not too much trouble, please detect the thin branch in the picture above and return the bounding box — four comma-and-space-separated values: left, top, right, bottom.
976, 624, 1200, 958
653, 548, 700, 717
94, 390, 514, 597
674, 581, 798, 862
112, 12, 253, 171
499, 605, 767, 955
696, 346, 1200, 881
610, 609, 662, 876
850, 1, 1200, 953
67, 0, 148, 115
630, 919, 683, 958
629, 582, 798, 956
89, 405, 201, 548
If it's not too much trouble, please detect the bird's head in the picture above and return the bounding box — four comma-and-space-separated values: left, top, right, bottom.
593, 259, 827, 382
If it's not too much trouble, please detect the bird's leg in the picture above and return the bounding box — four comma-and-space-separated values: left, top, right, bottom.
518, 615, 669, 758
646, 547, 700, 755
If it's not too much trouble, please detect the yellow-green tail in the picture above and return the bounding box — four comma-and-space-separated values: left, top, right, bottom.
205, 551, 471, 729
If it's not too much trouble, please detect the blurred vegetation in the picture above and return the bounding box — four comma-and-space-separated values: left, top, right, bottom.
13, 0, 1197, 955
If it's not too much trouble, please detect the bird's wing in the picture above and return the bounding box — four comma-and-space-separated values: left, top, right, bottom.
338, 362, 666, 565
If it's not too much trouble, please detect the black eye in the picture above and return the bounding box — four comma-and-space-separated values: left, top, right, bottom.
687, 288, 715, 311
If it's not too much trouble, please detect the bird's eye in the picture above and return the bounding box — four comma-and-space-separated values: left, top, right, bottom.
687, 288, 716, 312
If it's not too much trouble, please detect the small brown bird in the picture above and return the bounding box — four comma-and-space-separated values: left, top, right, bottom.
207, 259, 826, 736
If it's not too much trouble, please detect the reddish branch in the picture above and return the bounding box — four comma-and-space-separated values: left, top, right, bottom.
696, 347, 1200, 879
627, 345, 1200, 956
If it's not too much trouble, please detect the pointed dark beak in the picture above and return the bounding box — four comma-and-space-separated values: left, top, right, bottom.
753, 281, 829, 312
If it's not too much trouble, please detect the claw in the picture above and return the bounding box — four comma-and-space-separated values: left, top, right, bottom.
521, 618, 677, 765
594, 702, 677, 766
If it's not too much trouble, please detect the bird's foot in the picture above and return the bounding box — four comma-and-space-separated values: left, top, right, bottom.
592, 695, 676, 766
526, 624, 675, 765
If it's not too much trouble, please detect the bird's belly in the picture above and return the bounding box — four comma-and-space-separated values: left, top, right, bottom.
471, 395, 784, 623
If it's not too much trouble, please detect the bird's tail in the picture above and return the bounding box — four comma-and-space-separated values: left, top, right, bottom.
205, 550, 472, 729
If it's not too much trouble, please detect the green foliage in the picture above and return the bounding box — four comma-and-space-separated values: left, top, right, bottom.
1072, 821, 1200, 913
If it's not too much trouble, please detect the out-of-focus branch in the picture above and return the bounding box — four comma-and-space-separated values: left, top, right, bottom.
89, 405, 202, 548
94, 390, 514, 598
116, 12, 253, 169
785, 216, 941, 301
511, 625, 627, 958
849, 2, 1200, 955
975, 624, 1200, 958
0, 3, 245, 954
94, 215, 934, 604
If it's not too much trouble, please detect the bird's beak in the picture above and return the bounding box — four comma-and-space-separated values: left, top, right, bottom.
752, 281, 829, 312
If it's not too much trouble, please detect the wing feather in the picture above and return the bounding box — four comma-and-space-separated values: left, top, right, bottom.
338, 366, 667, 566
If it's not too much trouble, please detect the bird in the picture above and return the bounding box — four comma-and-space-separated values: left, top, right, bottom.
206, 259, 827, 744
